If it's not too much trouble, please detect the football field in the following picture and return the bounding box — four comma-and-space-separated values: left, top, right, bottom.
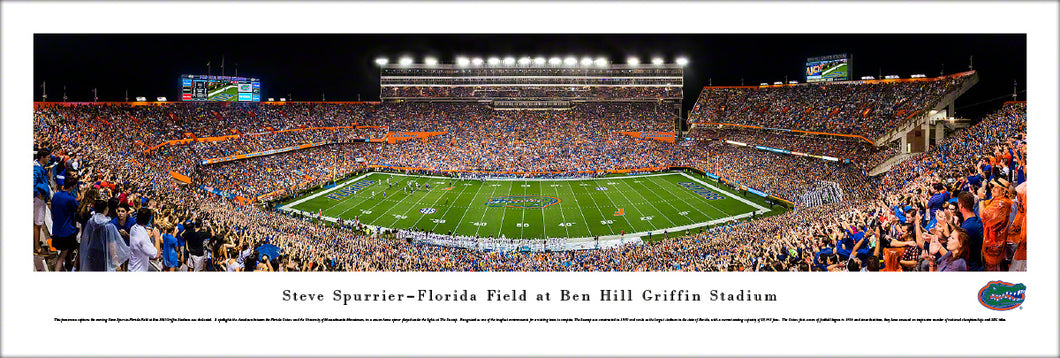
280, 171, 785, 242
208, 85, 239, 101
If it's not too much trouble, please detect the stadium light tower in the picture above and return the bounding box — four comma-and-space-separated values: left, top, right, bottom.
399, 57, 413, 66
676, 57, 689, 66
627, 57, 640, 66
548, 57, 561, 66
518, 57, 531, 66
651, 57, 664, 65
375, 58, 389, 66
564, 57, 577, 66
471, 58, 484, 66
456, 57, 471, 67
580, 57, 593, 66
533, 57, 546, 66
594, 57, 608, 67
424, 57, 438, 66
503, 57, 516, 66
487, 57, 500, 66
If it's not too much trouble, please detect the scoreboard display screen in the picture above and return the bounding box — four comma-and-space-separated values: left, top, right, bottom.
181, 74, 260, 102
805, 54, 849, 83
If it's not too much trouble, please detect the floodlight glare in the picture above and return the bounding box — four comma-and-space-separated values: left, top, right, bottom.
627, 57, 640, 66
424, 57, 438, 66
564, 57, 577, 66
503, 57, 516, 65
518, 57, 531, 66
456, 57, 471, 67
374, 58, 389, 66
651, 58, 664, 65
549, 57, 562, 66
487, 57, 500, 66
471, 58, 484, 66
594, 57, 608, 67
580, 57, 593, 66
675, 57, 689, 66
533, 57, 546, 65
399, 57, 413, 66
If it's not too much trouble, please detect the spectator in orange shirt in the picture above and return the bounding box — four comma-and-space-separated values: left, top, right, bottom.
978, 177, 1012, 271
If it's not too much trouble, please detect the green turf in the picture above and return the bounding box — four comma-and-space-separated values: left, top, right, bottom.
280, 171, 787, 240
824, 63, 848, 78
208, 85, 239, 101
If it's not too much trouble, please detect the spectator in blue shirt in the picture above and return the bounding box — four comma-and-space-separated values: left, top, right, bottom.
33, 148, 53, 255
927, 183, 949, 219
957, 192, 984, 271
111, 203, 136, 245
50, 179, 80, 271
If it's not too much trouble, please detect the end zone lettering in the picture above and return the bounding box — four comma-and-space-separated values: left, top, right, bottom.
678, 182, 723, 200
326, 180, 376, 200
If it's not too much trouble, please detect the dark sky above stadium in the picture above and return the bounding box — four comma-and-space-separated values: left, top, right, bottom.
34, 33, 1024, 119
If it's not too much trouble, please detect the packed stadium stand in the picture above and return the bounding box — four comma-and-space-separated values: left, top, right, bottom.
32, 65, 1027, 272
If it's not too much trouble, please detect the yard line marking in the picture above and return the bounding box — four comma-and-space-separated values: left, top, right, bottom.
610, 175, 677, 228
428, 178, 478, 232
349, 176, 421, 225
384, 176, 446, 227
410, 178, 466, 230
557, 179, 591, 238
642, 175, 720, 219
587, 178, 637, 233
330, 175, 415, 220
282, 171, 374, 208
548, 180, 571, 238
448, 180, 488, 234
571, 178, 616, 236
472, 180, 504, 237
495, 182, 513, 238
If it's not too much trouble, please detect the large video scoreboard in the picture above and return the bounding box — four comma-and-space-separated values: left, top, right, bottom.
181, 74, 260, 102
805, 54, 850, 83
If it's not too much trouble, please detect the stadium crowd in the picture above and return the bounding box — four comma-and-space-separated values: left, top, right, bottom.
688, 73, 973, 139
31, 89, 1026, 272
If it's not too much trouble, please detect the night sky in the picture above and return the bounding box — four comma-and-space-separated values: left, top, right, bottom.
34, 34, 1025, 120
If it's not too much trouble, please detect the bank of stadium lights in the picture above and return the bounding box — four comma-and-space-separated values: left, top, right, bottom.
471, 58, 484, 66
517, 57, 531, 66
580, 57, 593, 66
861, 76, 876, 80
675, 57, 689, 66
884, 75, 900, 79
399, 57, 413, 66
788, 81, 798, 84
548, 57, 562, 66
594, 57, 608, 67
424, 57, 439, 66
456, 57, 471, 67
911, 74, 926, 78
533, 57, 546, 66
760, 83, 769, 86
627, 57, 640, 66
487, 57, 500, 66
374, 58, 389, 66
564, 57, 578, 66
651, 58, 664, 65
503, 57, 516, 66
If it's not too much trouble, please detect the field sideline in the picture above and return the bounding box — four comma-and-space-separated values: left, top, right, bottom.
279, 171, 787, 242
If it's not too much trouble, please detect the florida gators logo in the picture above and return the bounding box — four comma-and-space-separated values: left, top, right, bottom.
485, 195, 560, 209
978, 281, 1025, 311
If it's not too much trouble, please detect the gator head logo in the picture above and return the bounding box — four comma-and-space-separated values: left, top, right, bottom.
978, 281, 1026, 311
485, 195, 560, 209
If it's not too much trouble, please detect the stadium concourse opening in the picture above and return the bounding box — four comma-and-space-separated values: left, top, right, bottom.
34, 45, 1026, 271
